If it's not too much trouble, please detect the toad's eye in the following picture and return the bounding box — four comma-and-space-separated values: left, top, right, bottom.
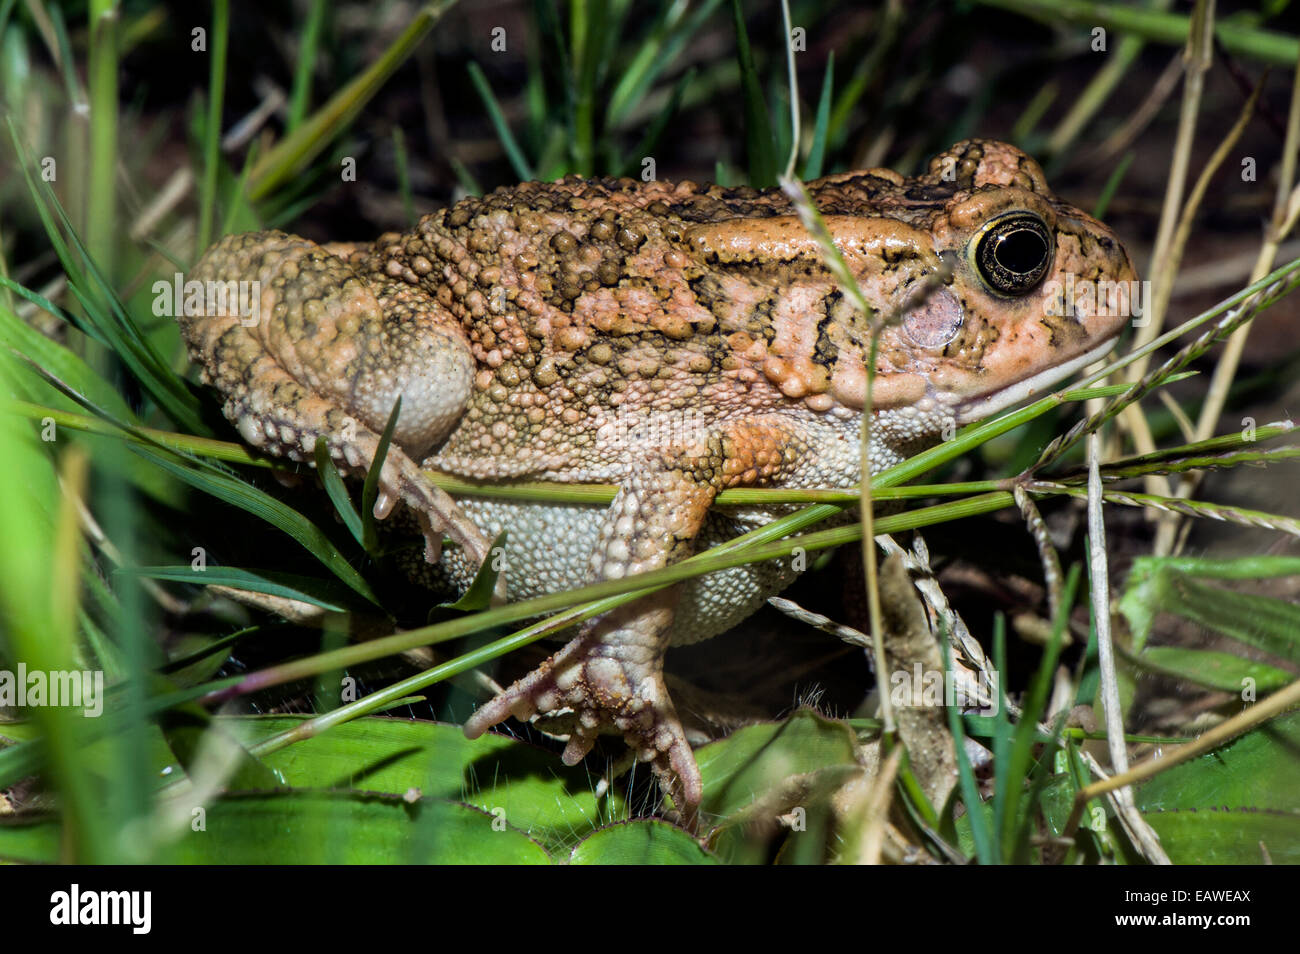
971, 212, 1053, 296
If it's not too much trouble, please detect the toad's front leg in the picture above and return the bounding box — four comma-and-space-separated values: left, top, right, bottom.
464, 419, 803, 814
182, 230, 494, 574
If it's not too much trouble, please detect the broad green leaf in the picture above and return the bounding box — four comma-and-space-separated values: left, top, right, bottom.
569, 820, 718, 865
157, 707, 283, 792
1133, 647, 1293, 693
1164, 577, 1300, 664
696, 708, 858, 819
225, 715, 623, 848
0, 793, 552, 864
0, 814, 59, 863
1139, 712, 1300, 810
0, 677, 244, 791
1138, 712, 1300, 864
1140, 809, 1300, 864
1121, 556, 1300, 662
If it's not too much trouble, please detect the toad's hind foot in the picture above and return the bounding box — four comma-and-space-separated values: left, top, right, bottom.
464, 628, 703, 813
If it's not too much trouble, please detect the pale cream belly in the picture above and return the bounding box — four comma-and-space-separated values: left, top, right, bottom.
433, 498, 807, 646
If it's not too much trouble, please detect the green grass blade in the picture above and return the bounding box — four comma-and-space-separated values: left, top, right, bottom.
247, 2, 451, 200
316, 435, 365, 548
615, 65, 694, 177
5, 129, 206, 431
392, 125, 417, 226
467, 61, 536, 182
0, 398, 110, 860
123, 565, 357, 613
196, 0, 228, 252
0, 303, 136, 421
86, 0, 119, 279
801, 51, 834, 180
438, 530, 507, 613
1091, 150, 1133, 221
607, 0, 723, 128
131, 444, 380, 606
286, 0, 328, 131
999, 565, 1076, 860
942, 634, 994, 863
360, 397, 401, 553
731, 0, 776, 186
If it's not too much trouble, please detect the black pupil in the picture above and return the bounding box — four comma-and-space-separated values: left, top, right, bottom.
994, 227, 1048, 275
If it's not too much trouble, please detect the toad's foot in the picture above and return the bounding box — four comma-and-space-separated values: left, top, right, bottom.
464, 593, 702, 813
366, 433, 496, 574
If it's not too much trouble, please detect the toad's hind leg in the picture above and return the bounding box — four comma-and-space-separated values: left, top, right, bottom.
464, 419, 803, 814
181, 230, 493, 573
465, 462, 711, 814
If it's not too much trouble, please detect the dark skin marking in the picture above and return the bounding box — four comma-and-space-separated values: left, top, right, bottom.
684, 275, 779, 346
904, 183, 961, 203
813, 292, 842, 369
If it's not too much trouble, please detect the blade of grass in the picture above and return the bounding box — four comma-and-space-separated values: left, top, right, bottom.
7, 123, 207, 432
1090, 150, 1134, 222
133, 443, 381, 606
316, 435, 364, 548
467, 60, 535, 181
86, 0, 119, 279
731, 0, 776, 186
0, 412, 110, 860
976, 0, 1299, 66
247, 2, 452, 200
942, 629, 994, 862
286, 0, 328, 131
1043, 0, 1167, 160
392, 125, 417, 226
360, 397, 401, 553
196, 0, 228, 253
1002, 567, 1076, 860
607, 0, 723, 128
801, 51, 833, 180
615, 66, 694, 178
122, 565, 357, 614
570, 0, 605, 176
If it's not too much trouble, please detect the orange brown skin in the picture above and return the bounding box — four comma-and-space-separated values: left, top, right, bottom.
181, 140, 1136, 816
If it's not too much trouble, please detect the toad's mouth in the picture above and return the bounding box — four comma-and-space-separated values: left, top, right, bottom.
951, 334, 1121, 426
